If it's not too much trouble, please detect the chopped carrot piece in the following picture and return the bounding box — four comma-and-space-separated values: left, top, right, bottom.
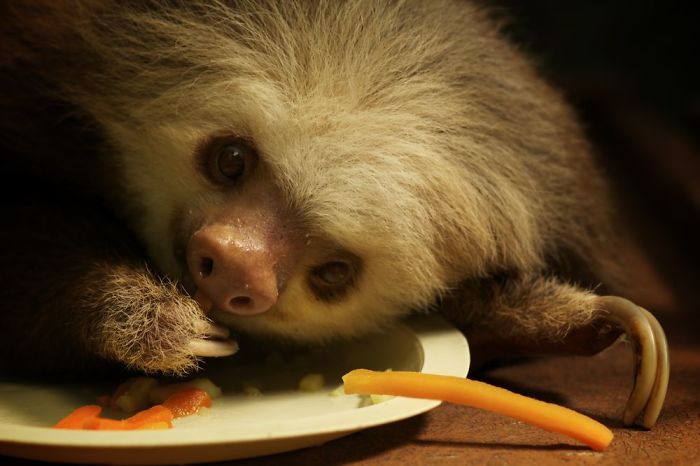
136, 421, 171, 430
124, 405, 174, 427
162, 388, 212, 418
81, 406, 174, 430
54, 405, 102, 429
52, 381, 216, 431
343, 369, 614, 452
83, 417, 129, 430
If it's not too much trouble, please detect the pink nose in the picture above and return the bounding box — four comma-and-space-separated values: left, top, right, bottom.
186, 225, 278, 316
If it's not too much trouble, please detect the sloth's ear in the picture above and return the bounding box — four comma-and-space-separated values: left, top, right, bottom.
439, 276, 669, 429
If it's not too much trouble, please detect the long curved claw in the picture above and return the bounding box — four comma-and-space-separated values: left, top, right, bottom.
638, 307, 669, 428
599, 296, 669, 428
188, 337, 239, 357
189, 289, 239, 357
190, 320, 239, 357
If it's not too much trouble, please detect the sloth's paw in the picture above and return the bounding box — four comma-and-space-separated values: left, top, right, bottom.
93, 282, 238, 376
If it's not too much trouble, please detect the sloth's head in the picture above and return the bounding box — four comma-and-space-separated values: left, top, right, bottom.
58, 0, 567, 341
114, 91, 460, 343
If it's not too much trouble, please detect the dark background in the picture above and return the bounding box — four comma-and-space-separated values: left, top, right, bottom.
488, 0, 700, 315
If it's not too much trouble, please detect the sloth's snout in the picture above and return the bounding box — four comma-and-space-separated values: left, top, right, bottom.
186, 224, 278, 316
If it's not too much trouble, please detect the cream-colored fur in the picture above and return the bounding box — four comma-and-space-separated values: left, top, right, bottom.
1, 0, 621, 373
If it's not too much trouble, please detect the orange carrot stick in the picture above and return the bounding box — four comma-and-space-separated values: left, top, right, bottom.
53, 405, 102, 429
162, 388, 212, 418
343, 369, 614, 452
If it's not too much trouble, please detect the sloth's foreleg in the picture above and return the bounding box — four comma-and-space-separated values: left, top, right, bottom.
443, 274, 669, 428
0, 201, 236, 376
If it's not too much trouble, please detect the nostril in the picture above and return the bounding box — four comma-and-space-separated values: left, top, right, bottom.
187, 227, 279, 316
230, 296, 251, 307
199, 257, 214, 278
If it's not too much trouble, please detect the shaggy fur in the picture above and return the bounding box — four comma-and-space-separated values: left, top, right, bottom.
1, 0, 623, 375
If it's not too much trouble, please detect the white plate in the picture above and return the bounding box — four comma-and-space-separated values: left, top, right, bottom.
0, 315, 469, 464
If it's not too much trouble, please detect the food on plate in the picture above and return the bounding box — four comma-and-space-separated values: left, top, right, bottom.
343, 369, 614, 452
83, 405, 174, 430
147, 377, 222, 404
53, 378, 219, 430
162, 388, 212, 418
107, 377, 160, 413
54, 404, 173, 431
53, 405, 103, 430
241, 380, 263, 397
298, 373, 325, 392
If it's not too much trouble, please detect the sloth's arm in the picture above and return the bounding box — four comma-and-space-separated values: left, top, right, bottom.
441, 274, 669, 428
0, 201, 234, 376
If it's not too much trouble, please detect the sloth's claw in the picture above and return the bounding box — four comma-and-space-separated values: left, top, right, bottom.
188, 337, 239, 357
599, 296, 669, 428
194, 320, 230, 339
638, 307, 669, 427
189, 319, 237, 357
190, 292, 237, 358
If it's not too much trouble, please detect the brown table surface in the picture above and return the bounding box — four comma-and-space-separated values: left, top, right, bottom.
219, 314, 700, 466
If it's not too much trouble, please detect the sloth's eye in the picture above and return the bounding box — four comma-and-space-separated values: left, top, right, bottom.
314, 261, 351, 285
216, 144, 247, 180
309, 260, 357, 301
201, 137, 258, 185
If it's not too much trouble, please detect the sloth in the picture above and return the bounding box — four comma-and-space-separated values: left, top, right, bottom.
0, 0, 667, 427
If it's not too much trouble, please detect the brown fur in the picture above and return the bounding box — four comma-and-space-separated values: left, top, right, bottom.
1, 0, 625, 375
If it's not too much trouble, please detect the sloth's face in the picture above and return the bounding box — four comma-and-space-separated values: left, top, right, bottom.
108, 107, 451, 342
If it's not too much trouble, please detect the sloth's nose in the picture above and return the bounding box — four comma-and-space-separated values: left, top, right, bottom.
186, 224, 278, 316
